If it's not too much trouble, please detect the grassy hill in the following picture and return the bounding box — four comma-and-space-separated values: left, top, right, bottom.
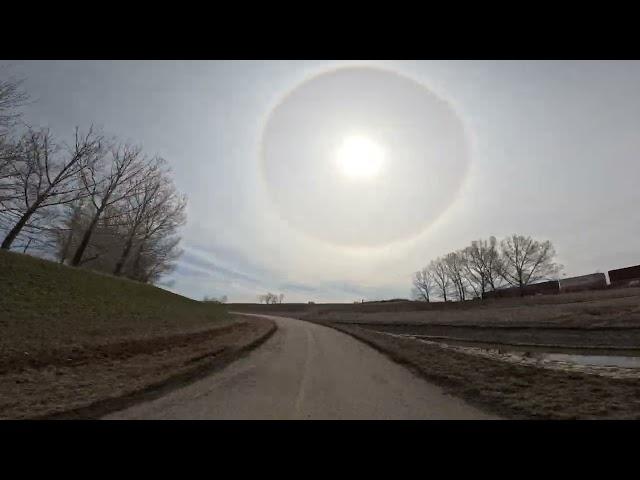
1, 249, 230, 357
0, 249, 275, 419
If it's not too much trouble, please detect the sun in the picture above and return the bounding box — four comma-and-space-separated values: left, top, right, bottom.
335, 135, 385, 180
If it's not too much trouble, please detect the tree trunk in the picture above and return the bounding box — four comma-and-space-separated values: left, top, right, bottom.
70, 210, 102, 266
59, 229, 73, 264
113, 230, 136, 276
131, 238, 147, 280
1, 205, 38, 249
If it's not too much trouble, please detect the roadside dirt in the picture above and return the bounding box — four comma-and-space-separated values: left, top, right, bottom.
358, 324, 640, 349
318, 322, 640, 419
0, 315, 276, 419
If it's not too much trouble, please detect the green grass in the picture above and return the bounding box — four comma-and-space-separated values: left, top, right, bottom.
0, 249, 230, 357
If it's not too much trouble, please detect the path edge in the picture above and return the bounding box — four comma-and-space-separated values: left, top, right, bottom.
33, 318, 277, 420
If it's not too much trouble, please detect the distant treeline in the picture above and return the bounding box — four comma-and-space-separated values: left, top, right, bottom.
414, 233, 640, 302
257, 292, 285, 304
0, 76, 186, 284
412, 234, 562, 302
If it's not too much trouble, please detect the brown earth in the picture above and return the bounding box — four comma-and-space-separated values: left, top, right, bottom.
0, 250, 278, 419
314, 322, 640, 419
232, 287, 640, 348
233, 288, 640, 419
107, 314, 494, 420
0, 315, 275, 420
231, 286, 640, 322
357, 325, 640, 350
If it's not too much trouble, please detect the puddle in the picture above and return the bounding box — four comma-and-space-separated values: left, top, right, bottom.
384, 331, 640, 377
473, 349, 640, 369
464, 347, 640, 378
534, 353, 640, 368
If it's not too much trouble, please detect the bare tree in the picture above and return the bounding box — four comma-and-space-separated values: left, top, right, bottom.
70, 143, 148, 266
0, 77, 29, 135
54, 198, 86, 264
444, 251, 468, 301
1, 137, 21, 202
46, 146, 186, 284
258, 293, 272, 304
483, 236, 503, 292
429, 258, 450, 302
1, 77, 29, 199
55, 201, 122, 267
462, 237, 503, 298
0, 75, 187, 285
498, 234, 561, 293
258, 292, 284, 304
415, 235, 562, 301
460, 248, 481, 299
127, 181, 186, 282
412, 267, 434, 302
203, 295, 227, 304
0, 127, 102, 250
111, 157, 173, 276
136, 234, 183, 283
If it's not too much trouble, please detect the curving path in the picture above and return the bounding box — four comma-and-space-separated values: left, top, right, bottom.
105, 314, 495, 420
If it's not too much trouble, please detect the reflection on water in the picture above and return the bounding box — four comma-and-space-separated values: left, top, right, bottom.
392, 332, 640, 373
535, 353, 640, 368
498, 349, 640, 368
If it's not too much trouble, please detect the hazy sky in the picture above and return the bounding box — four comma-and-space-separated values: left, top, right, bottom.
2, 60, 639, 302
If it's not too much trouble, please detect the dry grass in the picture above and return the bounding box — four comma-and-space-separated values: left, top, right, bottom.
1, 317, 275, 419
313, 293, 640, 329
233, 287, 640, 329
321, 323, 640, 419
235, 289, 640, 419
0, 250, 276, 419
